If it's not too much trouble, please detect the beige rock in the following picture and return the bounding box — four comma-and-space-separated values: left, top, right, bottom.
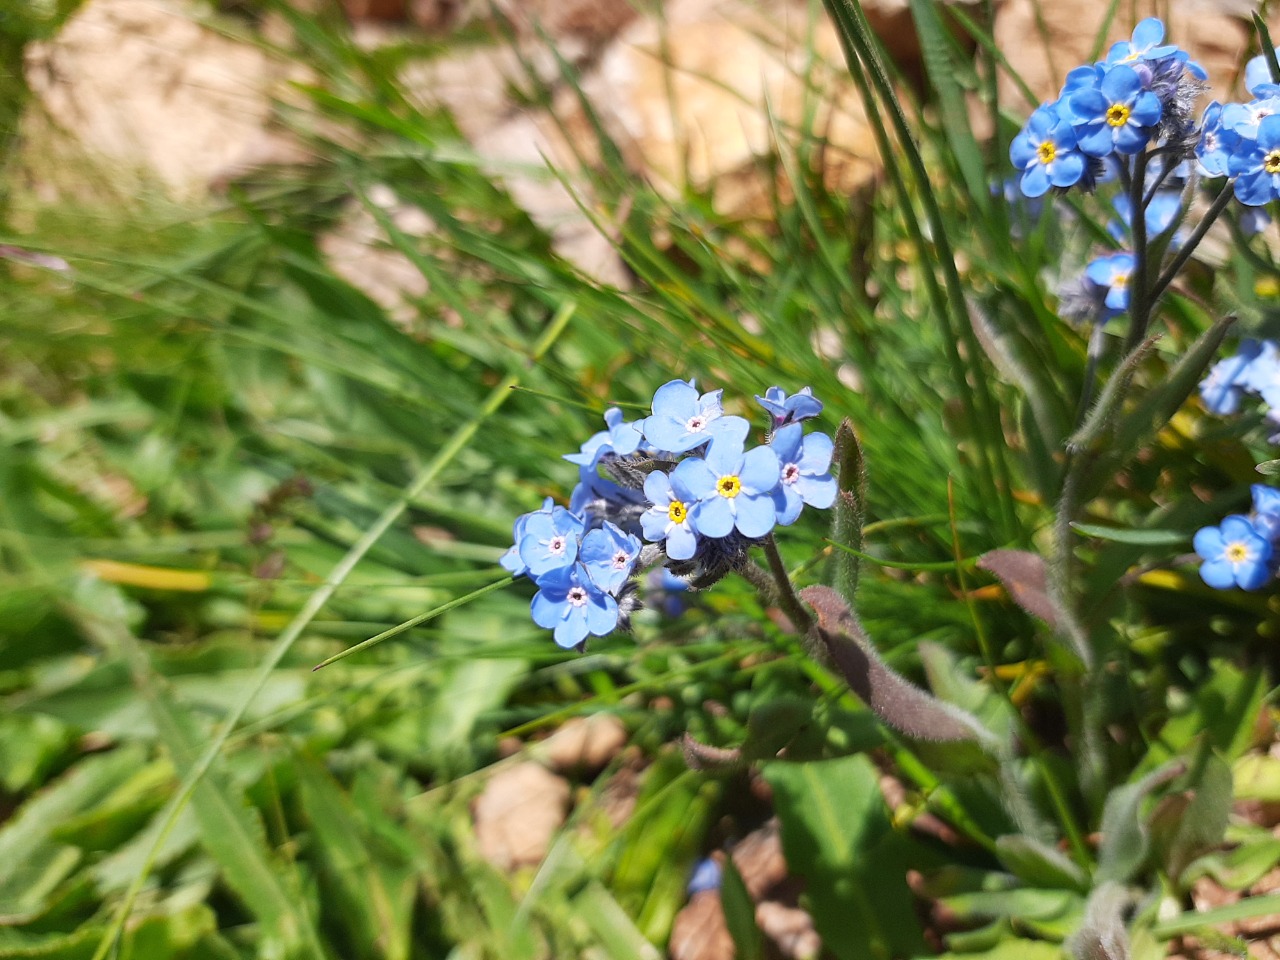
755, 901, 822, 959
668, 889, 734, 960
317, 187, 433, 327
472, 761, 571, 870
20, 0, 309, 204
539, 714, 628, 772
579, 0, 879, 217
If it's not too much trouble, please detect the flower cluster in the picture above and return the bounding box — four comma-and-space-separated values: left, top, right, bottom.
1199, 338, 1280, 438
1194, 485, 1280, 590
1009, 19, 1205, 199
1201, 51, 1280, 205
502, 381, 836, 649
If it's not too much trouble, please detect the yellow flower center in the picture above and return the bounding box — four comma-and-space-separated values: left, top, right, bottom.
1264, 149, 1280, 175
1106, 103, 1131, 127
1225, 542, 1250, 563
717, 475, 742, 498
1112, 272, 1130, 290
1037, 140, 1057, 165
667, 500, 687, 523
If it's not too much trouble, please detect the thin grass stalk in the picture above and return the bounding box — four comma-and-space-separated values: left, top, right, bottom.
820, 0, 1017, 541
90, 302, 578, 960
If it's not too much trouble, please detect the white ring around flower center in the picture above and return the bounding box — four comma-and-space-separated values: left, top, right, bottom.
547, 536, 566, 555
782, 463, 800, 484
686, 415, 707, 432
567, 586, 588, 607
611, 550, 629, 569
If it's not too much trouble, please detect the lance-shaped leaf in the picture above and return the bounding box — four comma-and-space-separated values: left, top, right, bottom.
800, 585, 997, 748
831, 418, 869, 603
1067, 881, 1138, 960
1096, 759, 1186, 884
976, 549, 1064, 630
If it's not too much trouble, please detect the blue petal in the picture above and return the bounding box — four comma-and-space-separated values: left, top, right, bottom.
797, 432, 834, 473
666, 522, 698, 560
677, 457, 719, 500
643, 470, 674, 506
704, 439, 745, 477
705, 415, 750, 449
740, 446, 781, 493
532, 586, 567, 629
769, 423, 803, 464
1010, 130, 1037, 169
641, 507, 671, 543
1193, 526, 1225, 560
734, 493, 778, 538
650, 379, 699, 420
1199, 558, 1236, 590
1131, 17, 1164, 48
643, 415, 696, 452
1100, 64, 1141, 100
1075, 124, 1114, 158
553, 609, 590, 648
1130, 91, 1162, 126
694, 496, 734, 538
668, 459, 704, 502
1237, 559, 1272, 591
585, 592, 620, 635
1049, 153, 1086, 187
773, 485, 803, 526
1020, 164, 1050, 198
796, 473, 837, 509
1260, 114, 1280, 150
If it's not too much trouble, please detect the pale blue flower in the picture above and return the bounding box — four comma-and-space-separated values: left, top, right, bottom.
680, 440, 781, 539
643, 380, 750, 454
768, 424, 836, 525
530, 563, 619, 648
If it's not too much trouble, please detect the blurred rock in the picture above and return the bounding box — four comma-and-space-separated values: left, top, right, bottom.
472, 761, 571, 870
732, 818, 789, 900
540, 714, 628, 773
20, 0, 310, 205
317, 186, 433, 327
578, 0, 879, 218
668, 890, 734, 960
755, 901, 821, 959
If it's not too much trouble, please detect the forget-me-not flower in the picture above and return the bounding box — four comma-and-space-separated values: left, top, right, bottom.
530, 563, 620, 648
580, 521, 641, 594
564, 407, 644, 468
1230, 115, 1280, 206
755, 386, 823, 428
640, 466, 702, 560
681, 440, 781, 539
501, 498, 555, 576
643, 380, 749, 454
1085, 252, 1136, 315
1010, 104, 1088, 198
518, 506, 586, 577
1066, 65, 1162, 157
768, 424, 836, 525
1194, 515, 1273, 590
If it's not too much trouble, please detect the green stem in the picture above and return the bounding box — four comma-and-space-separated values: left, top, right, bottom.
762, 535, 814, 635
1124, 151, 1152, 354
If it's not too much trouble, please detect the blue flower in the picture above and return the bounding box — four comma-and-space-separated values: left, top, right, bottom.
1104, 17, 1179, 66
1196, 102, 1236, 177
518, 506, 586, 578
1241, 207, 1273, 237
755, 386, 823, 428
530, 563, 620, 648
1222, 96, 1280, 140
1253, 484, 1280, 542
1194, 515, 1273, 591
681, 440, 781, 539
640, 467, 701, 560
642, 380, 750, 454
579, 521, 641, 594
1084, 252, 1136, 314
768, 424, 837, 525
1010, 104, 1088, 198
1230, 115, 1280, 206
564, 407, 644, 468
1108, 191, 1182, 245
501, 497, 554, 576
1066, 65, 1162, 157
1199, 339, 1269, 415
646, 567, 690, 618
1246, 48, 1280, 96
687, 858, 722, 895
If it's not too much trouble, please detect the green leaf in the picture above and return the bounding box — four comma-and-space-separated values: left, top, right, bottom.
1069, 523, 1187, 545
994, 835, 1087, 891
1139, 660, 1266, 771
1096, 760, 1186, 885
719, 857, 764, 960
0, 746, 145, 923
764, 754, 925, 960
